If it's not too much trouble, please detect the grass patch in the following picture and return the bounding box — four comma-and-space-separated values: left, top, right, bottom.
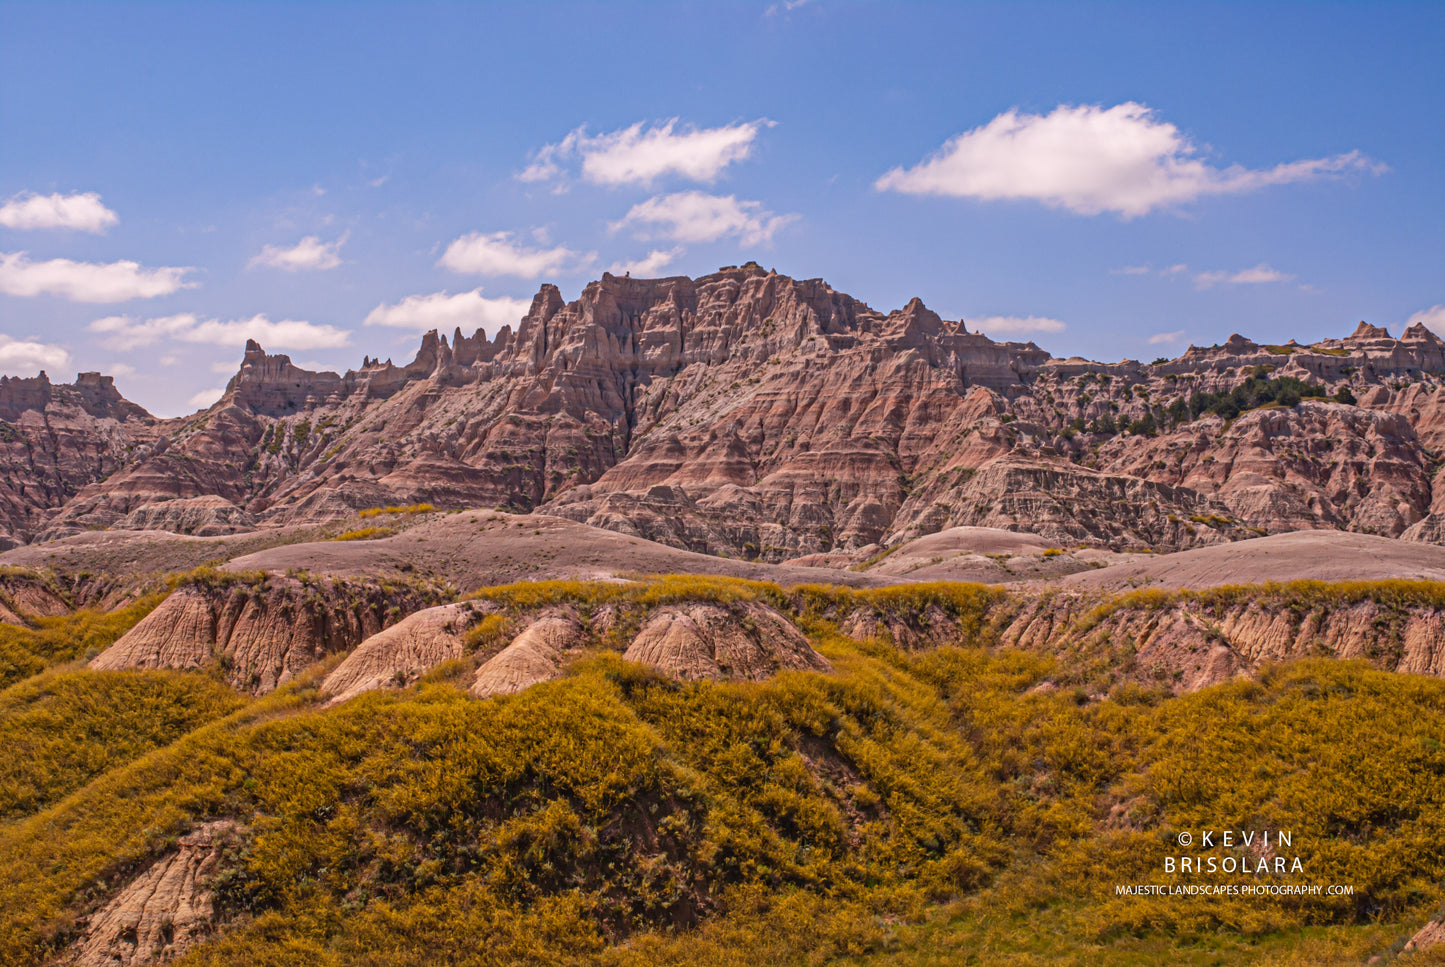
0, 668, 246, 822
358, 503, 436, 519
1, 577, 1444, 964
330, 527, 397, 542
0, 594, 165, 689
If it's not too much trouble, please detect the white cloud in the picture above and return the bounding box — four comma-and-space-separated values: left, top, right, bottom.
1149, 330, 1186, 345
1110, 265, 1152, 275
0, 252, 195, 303
608, 247, 684, 276
88, 313, 351, 352
364, 289, 531, 334
611, 191, 796, 246
766, 0, 814, 15
249, 234, 346, 271
970, 315, 1066, 336
875, 102, 1386, 218
0, 335, 71, 376
521, 119, 767, 187
1408, 304, 1445, 336
1194, 263, 1295, 289
0, 191, 119, 233
107, 362, 136, 377
439, 231, 593, 278
187, 387, 227, 409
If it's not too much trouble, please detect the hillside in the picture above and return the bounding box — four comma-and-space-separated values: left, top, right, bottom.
5, 266, 1445, 964
5, 265, 1445, 562
3, 554, 1445, 964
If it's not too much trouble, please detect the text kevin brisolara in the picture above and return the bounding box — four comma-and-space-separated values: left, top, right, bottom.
1167, 828, 1303, 874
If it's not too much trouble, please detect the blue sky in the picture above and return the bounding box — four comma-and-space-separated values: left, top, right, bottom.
1, 0, 1441, 416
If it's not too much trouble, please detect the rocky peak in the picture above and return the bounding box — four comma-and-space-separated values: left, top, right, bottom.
1223, 333, 1257, 354
70, 372, 150, 421
0, 372, 52, 422
1402, 322, 1443, 345
1349, 321, 1392, 341
226, 342, 345, 416
882, 296, 947, 350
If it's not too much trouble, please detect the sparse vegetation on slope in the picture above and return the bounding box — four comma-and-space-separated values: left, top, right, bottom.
0, 668, 245, 823
0, 594, 164, 689
359, 503, 436, 519
0, 573, 1442, 965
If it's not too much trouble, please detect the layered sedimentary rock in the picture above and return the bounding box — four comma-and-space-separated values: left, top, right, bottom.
59, 821, 238, 967
470, 612, 586, 698
91, 576, 439, 693
623, 601, 830, 681
8, 265, 1445, 560
322, 602, 483, 703
117, 496, 257, 536
998, 589, 1445, 692
0, 372, 165, 549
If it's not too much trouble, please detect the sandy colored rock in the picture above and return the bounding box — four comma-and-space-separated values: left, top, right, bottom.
59, 820, 237, 967
471, 612, 585, 698
117, 495, 257, 537
623, 601, 830, 681
1405, 916, 1445, 952
91, 577, 436, 694
323, 602, 486, 703
90, 586, 218, 675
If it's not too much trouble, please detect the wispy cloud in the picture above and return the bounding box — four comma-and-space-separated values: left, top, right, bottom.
0, 191, 119, 233
88, 313, 351, 351
439, 231, 594, 278
766, 0, 815, 15
1408, 304, 1445, 336
0, 335, 71, 375
249, 234, 347, 271
1110, 265, 1152, 276
876, 102, 1386, 218
611, 191, 796, 246
1194, 263, 1295, 289
607, 247, 684, 276
521, 119, 769, 187
1149, 330, 1186, 345
364, 289, 530, 334
187, 387, 227, 409
970, 315, 1066, 336
0, 252, 195, 302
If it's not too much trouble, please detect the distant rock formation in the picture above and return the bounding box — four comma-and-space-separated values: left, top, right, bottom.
6, 265, 1445, 559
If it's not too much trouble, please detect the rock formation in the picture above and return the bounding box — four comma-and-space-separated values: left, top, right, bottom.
623, 601, 830, 681
58, 821, 237, 967
998, 588, 1445, 692
1405, 915, 1445, 953
6, 266, 1445, 561
471, 611, 586, 698
322, 602, 484, 703
117, 496, 257, 536
92, 575, 439, 693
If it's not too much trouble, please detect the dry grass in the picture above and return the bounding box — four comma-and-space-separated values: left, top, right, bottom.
358, 503, 436, 519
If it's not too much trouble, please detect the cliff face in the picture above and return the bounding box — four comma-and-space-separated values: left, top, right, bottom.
8, 264, 1445, 558
0, 372, 164, 549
